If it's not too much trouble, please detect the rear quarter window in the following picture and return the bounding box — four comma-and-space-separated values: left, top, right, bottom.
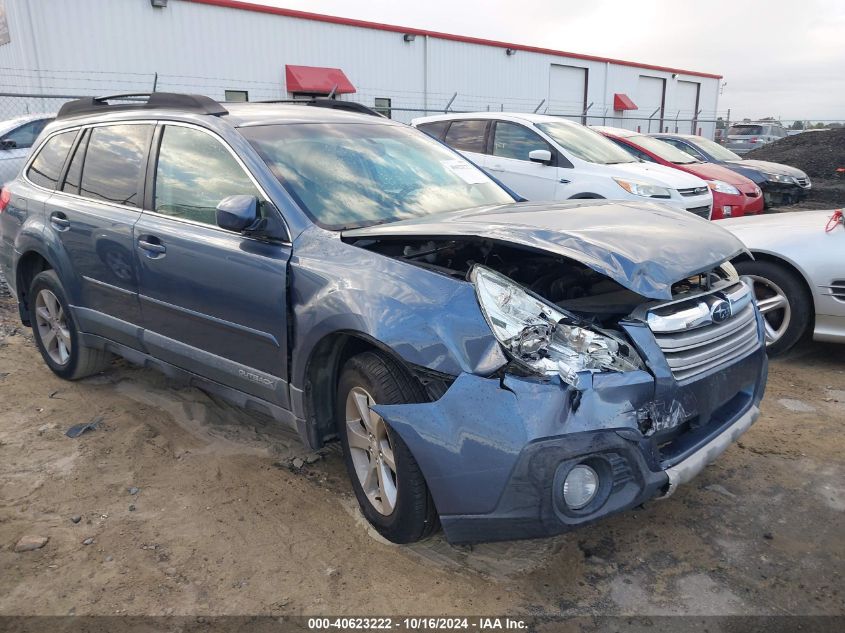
26, 130, 77, 189
416, 120, 449, 141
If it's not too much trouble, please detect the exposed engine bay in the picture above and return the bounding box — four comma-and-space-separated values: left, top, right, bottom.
349, 237, 729, 328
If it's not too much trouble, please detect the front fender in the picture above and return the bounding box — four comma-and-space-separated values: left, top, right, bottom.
289, 228, 506, 389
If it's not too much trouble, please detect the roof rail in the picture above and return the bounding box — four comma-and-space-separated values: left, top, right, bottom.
56, 93, 228, 119
256, 97, 384, 118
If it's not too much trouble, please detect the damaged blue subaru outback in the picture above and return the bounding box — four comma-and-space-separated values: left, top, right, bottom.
0, 94, 767, 544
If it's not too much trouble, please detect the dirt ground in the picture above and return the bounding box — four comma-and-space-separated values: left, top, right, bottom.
0, 277, 843, 623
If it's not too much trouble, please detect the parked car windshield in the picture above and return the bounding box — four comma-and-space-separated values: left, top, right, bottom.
628, 134, 700, 164
688, 136, 743, 162
241, 123, 514, 230
728, 125, 763, 136
535, 122, 636, 165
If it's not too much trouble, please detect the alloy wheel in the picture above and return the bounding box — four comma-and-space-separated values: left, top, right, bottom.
34, 289, 72, 365
749, 274, 791, 346
344, 386, 398, 516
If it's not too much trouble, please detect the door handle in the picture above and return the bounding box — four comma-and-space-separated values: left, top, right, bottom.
49, 211, 70, 231
137, 237, 166, 257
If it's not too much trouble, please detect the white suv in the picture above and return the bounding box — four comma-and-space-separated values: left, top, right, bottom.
413, 113, 713, 218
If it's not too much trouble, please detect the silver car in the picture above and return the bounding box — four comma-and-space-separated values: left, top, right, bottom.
725, 122, 788, 155
0, 114, 53, 185
722, 210, 845, 355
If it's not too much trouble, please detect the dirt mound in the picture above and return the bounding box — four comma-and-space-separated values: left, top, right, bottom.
745, 128, 845, 179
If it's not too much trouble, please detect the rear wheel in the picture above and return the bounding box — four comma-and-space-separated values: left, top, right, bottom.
336, 351, 438, 543
29, 270, 113, 380
734, 260, 811, 356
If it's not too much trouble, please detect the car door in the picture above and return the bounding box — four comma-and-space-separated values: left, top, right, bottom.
134, 122, 292, 407
44, 123, 151, 347
485, 121, 560, 200
0, 118, 51, 185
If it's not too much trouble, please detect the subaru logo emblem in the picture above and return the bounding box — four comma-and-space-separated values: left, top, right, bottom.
711, 299, 732, 323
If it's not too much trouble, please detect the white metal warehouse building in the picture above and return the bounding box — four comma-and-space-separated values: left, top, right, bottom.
0, 0, 722, 136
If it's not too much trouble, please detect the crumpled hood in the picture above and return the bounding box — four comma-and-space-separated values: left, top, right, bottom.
344, 200, 747, 300
732, 159, 808, 178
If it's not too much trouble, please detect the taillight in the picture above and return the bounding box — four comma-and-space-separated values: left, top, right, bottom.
0, 187, 10, 214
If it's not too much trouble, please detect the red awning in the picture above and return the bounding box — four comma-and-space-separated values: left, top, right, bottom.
285, 65, 356, 95
613, 93, 637, 111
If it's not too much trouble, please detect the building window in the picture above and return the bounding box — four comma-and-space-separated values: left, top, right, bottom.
224, 90, 249, 102
374, 97, 392, 119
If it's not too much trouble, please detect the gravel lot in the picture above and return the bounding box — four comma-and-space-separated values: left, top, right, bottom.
0, 270, 843, 626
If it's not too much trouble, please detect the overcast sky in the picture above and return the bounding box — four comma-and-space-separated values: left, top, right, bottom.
258, 0, 844, 121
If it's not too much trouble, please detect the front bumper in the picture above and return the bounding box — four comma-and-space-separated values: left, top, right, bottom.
376, 323, 767, 544
761, 180, 811, 206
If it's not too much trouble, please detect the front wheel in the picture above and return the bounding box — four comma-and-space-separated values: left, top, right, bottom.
734, 260, 811, 356
336, 351, 438, 543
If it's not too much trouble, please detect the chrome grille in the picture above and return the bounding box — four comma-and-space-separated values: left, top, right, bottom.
686, 205, 711, 219
678, 186, 709, 197
648, 284, 761, 382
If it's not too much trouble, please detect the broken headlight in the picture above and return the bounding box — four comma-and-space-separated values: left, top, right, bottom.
470, 265, 643, 384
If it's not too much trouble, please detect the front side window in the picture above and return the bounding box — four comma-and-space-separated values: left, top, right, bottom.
241, 122, 513, 230
492, 122, 553, 161
689, 136, 742, 161
26, 130, 76, 189
154, 125, 262, 226
2, 118, 50, 150
80, 124, 152, 207
443, 120, 488, 154
536, 122, 636, 165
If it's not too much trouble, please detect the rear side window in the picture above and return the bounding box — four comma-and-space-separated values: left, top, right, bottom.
26, 130, 76, 189
492, 121, 553, 161
80, 124, 152, 207
416, 120, 449, 141
443, 120, 488, 153
154, 125, 262, 226
2, 118, 51, 150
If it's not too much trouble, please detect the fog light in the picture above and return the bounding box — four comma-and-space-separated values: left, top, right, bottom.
563, 464, 599, 509
722, 205, 733, 217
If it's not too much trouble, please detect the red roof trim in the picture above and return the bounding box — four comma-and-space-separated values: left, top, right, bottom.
285, 65, 356, 94
613, 93, 637, 111
183, 0, 723, 80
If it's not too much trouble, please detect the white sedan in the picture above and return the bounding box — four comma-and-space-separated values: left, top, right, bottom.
0, 114, 53, 186
722, 210, 845, 355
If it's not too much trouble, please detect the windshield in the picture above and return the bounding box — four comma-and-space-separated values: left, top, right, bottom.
627, 134, 700, 164
535, 121, 636, 165
688, 136, 743, 161
729, 125, 763, 136
241, 123, 513, 230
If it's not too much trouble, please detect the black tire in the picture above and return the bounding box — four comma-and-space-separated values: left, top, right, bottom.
734, 259, 811, 357
336, 351, 438, 543
28, 270, 113, 380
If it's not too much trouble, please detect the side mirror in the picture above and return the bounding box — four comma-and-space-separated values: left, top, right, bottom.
0, 139, 16, 150
528, 149, 552, 165
216, 195, 258, 232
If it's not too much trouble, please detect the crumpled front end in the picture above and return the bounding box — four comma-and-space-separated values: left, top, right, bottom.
375, 287, 768, 544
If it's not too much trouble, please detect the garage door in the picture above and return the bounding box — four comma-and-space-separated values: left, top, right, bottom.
675, 80, 700, 133
549, 65, 587, 122
637, 75, 666, 132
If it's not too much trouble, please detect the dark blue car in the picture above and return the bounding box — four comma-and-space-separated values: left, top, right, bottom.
652, 133, 812, 207
0, 94, 767, 544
